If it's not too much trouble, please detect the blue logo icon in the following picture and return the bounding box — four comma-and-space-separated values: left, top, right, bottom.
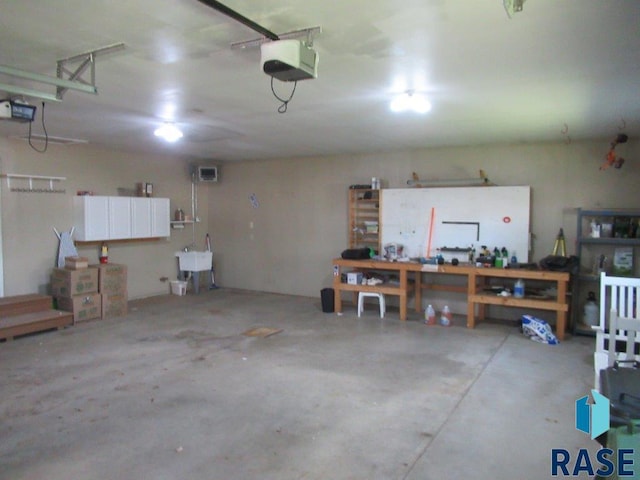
576, 390, 610, 439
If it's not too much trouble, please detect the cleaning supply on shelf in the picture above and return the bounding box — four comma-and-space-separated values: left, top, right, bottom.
514, 279, 525, 298
424, 304, 436, 325
440, 305, 452, 326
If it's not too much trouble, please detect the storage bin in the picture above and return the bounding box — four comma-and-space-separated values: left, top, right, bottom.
170, 280, 187, 296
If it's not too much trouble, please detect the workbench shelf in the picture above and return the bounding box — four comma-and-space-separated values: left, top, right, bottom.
572, 208, 640, 335
331, 259, 570, 340
348, 188, 380, 252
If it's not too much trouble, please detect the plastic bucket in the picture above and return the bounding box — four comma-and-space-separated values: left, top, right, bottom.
321, 288, 335, 313
170, 280, 187, 296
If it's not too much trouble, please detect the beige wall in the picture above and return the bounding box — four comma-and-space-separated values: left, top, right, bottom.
207, 141, 639, 307
0, 138, 208, 298
1, 137, 638, 310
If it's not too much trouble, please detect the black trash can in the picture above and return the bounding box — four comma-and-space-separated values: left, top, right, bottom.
321, 288, 335, 313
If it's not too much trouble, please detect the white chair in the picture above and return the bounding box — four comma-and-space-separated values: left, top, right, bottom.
593, 273, 640, 389
358, 292, 385, 318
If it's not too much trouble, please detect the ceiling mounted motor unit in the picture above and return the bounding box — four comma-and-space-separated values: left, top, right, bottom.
197, 165, 219, 183
260, 39, 318, 82
0, 100, 36, 122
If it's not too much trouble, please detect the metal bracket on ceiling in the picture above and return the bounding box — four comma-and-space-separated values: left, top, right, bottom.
231, 26, 322, 50
0, 42, 125, 103
56, 42, 125, 100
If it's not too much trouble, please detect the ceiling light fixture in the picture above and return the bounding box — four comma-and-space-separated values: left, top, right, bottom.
154, 123, 183, 143
390, 91, 431, 114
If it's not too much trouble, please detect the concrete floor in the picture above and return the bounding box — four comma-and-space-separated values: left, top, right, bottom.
1, 289, 599, 480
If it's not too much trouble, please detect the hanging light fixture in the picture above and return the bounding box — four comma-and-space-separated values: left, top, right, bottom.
154, 123, 183, 142
390, 91, 431, 114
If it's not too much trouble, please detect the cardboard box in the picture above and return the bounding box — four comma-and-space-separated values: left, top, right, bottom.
101, 292, 128, 319
65, 256, 89, 270
613, 247, 634, 276
347, 272, 363, 285
56, 293, 102, 323
51, 267, 98, 297
91, 263, 127, 294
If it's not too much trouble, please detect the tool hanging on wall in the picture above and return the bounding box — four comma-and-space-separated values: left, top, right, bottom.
407, 169, 492, 188
552, 228, 567, 257
600, 133, 628, 170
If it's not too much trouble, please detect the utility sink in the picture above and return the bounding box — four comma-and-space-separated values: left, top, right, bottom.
175, 251, 212, 271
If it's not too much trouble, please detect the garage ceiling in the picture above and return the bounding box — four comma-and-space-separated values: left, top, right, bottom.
0, 0, 638, 162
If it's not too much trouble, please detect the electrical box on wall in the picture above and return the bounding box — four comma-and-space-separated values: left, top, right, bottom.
197, 165, 219, 183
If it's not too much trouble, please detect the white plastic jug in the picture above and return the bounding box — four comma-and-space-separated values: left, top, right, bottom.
514, 279, 525, 298
583, 291, 599, 327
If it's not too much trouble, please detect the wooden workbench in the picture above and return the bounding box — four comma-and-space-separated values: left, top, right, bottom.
331, 259, 570, 340
332, 258, 420, 321
466, 267, 570, 340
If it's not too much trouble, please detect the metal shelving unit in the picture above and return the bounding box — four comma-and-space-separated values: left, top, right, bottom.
573, 208, 640, 335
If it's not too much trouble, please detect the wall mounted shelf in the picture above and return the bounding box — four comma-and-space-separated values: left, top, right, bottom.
1, 173, 66, 193
171, 220, 196, 229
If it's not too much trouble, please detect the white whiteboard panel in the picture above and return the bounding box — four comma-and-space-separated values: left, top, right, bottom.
380, 186, 530, 261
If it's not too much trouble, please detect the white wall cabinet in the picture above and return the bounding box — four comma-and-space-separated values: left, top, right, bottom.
74, 196, 170, 241
131, 198, 152, 238
151, 198, 170, 238
74, 196, 110, 241
109, 197, 133, 240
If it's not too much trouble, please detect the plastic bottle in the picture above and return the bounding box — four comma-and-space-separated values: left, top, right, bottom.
583, 291, 599, 326
440, 305, 452, 326
514, 279, 525, 298
501, 247, 509, 268
510, 251, 517, 265
425, 304, 436, 325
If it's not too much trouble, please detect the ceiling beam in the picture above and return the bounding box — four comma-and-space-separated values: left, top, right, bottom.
196, 0, 279, 40
0, 65, 97, 95
0, 82, 62, 102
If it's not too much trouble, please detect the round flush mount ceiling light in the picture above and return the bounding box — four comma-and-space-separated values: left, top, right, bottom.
154, 123, 183, 142
390, 91, 432, 114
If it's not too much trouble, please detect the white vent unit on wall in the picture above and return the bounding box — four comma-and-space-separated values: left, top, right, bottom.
197, 165, 219, 183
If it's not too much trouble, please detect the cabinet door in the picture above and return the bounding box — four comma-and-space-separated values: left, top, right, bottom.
131, 198, 152, 238
108, 197, 132, 240
151, 198, 170, 237
73, 196, 109, 241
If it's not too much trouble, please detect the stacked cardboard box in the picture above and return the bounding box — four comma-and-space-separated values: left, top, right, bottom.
51, 259, 101, 323
92, 263, 128, 318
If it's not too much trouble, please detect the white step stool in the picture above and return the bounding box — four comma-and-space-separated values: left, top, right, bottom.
358, 292, 386, 318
